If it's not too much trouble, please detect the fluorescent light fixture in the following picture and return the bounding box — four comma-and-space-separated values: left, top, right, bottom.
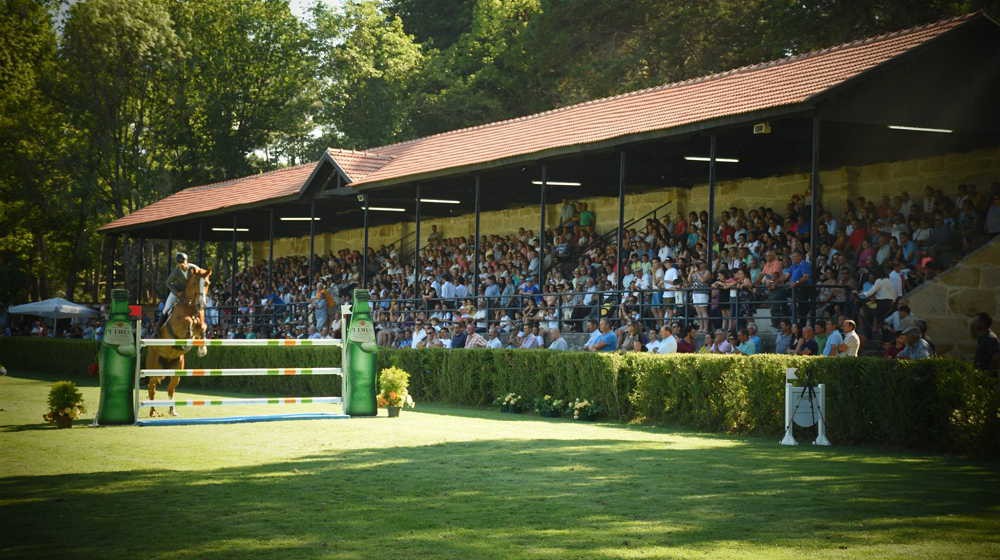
279, 217, 321, 222
684, 156, 740, 163
419, 198, 461, 204
364, 206, 406, 212
211, 227, 250, 232
888, 125, 953, 134
531, 180, 582, 187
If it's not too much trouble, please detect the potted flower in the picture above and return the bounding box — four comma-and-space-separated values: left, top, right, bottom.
493, 392, 525, 413
566, 398, 602, 421
377, 366, 415, 417
534, 394, 564, 418
43, 381, 86, 429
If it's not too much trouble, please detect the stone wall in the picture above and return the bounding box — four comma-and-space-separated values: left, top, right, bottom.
253, 145, 1000, 261
906, 235, 1000, 359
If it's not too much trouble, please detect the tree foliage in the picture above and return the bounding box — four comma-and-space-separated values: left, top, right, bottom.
0, 0, 985, 305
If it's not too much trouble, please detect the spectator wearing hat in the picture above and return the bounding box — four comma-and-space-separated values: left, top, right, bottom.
897, 326, 932, 359
708, 329, 733, 354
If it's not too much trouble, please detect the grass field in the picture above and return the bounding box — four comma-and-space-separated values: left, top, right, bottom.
1, 372, 999, 559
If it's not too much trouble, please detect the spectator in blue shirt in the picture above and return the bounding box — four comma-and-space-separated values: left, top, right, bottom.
735, 329, 757, 355
822, 321, 844, 356
789, 251, 813, 325
586, 318, 617, 352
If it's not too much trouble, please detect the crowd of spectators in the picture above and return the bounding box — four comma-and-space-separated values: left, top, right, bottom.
2, 180, 996, 371
167, 181, 998, 364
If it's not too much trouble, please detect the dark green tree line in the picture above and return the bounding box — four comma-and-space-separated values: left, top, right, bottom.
1, 0, 990, 305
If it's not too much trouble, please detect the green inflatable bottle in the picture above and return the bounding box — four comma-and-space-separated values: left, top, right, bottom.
96, 289, 137, 425
343, 289, 377, 416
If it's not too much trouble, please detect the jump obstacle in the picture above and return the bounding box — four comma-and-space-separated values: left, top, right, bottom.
133, 334, 348, 426
95, 288, 380, 426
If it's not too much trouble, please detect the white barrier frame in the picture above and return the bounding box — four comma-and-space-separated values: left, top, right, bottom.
133, 318, 346, 424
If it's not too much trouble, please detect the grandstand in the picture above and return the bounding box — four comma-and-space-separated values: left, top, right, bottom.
100, 13, 1000, 358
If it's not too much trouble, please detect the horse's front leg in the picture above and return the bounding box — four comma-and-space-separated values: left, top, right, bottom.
147, 376, 160, 417
193, 317, 208, 358
168, 355, 183, 417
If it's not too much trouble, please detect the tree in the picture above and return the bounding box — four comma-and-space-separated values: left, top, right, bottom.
0, 0, 74, 301
162, 0, 318, 184
311, 0, 424, 149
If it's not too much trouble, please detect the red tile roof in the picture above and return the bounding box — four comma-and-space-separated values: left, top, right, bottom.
326, 148, 394, 182
352, 13, 976, 187
100, 163, 315, 231
102, 13, 983, 232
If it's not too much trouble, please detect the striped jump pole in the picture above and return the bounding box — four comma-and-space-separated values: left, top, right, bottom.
139, 367, 342, 377
140, 396, 344, 407
133, 315, 351, 427
140, 338, 342, 347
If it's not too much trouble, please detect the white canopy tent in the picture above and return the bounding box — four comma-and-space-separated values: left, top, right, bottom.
8, 298, 101, 320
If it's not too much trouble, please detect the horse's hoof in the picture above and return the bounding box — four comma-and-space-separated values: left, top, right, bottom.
149, 409, 159, 418
169, 408, 180, 417
197, 346, 207, 358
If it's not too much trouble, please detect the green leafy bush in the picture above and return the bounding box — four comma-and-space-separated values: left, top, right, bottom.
7, 338, 998, 455
43, 380, 86, 427
0, 338, 98, 376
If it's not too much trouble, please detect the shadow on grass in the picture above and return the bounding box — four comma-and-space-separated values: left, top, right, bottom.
2, 438, 998, 559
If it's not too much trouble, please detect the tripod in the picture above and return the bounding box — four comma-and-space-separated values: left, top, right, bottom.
780, 372, 832, 446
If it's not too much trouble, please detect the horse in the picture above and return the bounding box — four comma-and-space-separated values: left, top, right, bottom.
145, 266, 211, 417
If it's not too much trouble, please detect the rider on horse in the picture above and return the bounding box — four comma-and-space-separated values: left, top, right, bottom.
160, 252, 200, 329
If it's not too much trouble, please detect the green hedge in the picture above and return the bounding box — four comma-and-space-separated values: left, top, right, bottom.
4, 337, 997, 455
380, 349, 999, 456
179, 346, 343, 396
0, 337, 100, 376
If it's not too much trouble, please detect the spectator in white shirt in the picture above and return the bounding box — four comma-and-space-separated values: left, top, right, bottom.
839, 319, 861, 357
548, 328, 569, 351
657, 325, 678, 354
486, 326, 503, 349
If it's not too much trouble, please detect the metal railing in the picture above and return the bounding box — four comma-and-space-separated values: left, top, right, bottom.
183, 284, 856, 347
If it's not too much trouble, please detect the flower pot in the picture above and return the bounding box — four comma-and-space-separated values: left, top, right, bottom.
54, 414, 73, 429
387, 406, 401, 418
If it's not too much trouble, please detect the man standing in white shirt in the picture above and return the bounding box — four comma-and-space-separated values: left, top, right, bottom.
839, 319, 861, 357
440, 274, 457, 305
657, 325, 678, 354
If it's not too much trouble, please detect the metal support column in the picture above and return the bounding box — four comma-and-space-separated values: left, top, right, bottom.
414, 185, 421, 288
268, 209, 275, 293
136, 237, 144, 305
707, 134, 717, 272
309, 199, 316, 289
197, 221, 205, 267
362, 195, 369, 289
538, 164, 547, 287
616, 151, 626, 292
105, 234, 116, 303
810, 115, 821, 268
230, 215, 237, 303
473, 175, 481, 296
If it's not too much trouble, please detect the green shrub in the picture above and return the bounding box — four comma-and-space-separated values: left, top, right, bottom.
8, 338, 998, 455
0, 338, 99, 376
178, 345, 343, 395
